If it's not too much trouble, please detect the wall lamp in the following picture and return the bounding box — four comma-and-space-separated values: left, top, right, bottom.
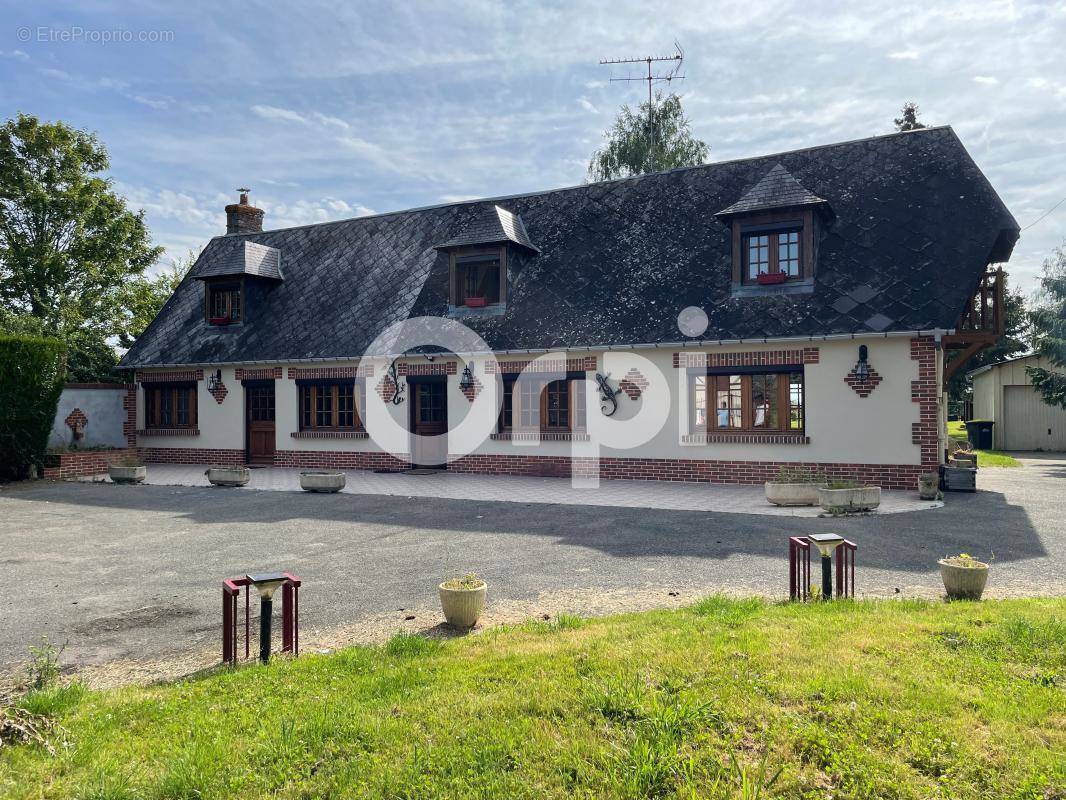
459, 364, 475, 392
854, 345, 870, 381
207, 368, 222, 392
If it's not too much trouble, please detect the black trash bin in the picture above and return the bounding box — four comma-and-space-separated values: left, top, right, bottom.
964, 420, 995, 450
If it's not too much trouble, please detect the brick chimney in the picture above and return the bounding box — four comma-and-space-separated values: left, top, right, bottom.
225, 188, 264, 235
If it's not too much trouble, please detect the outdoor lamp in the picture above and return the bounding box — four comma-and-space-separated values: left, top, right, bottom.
855, 345, 870, 381
808, 534, 845, 600
459, 364, 475, 392
247, 572, 288, 663
207, 369, 222, 392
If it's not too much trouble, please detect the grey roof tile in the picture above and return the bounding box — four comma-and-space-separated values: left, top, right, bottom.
122, 127, 1018, 367
715, 163, 827, 217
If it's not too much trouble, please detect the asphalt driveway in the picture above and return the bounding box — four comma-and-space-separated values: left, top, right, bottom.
1, 458, 1063, 676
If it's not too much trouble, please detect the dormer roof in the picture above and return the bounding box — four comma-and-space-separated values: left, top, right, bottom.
192, 240, 283, 281
434, 205, 540, 253
715, 163, 828, 218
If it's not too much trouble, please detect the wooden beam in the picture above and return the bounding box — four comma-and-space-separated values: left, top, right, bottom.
943, 340, 989, 382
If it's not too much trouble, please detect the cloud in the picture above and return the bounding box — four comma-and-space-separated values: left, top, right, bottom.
888, 50, 920, 60
577, 97, 598, 114
973, 75, 999, 85
251, 104, 308, 124
0, 49, 29, 61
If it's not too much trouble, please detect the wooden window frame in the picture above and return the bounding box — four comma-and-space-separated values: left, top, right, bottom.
144, 382, 198, 430
450, 246, 507, 308
498, 375, 586, 434
205, 279, 243, 324
298, 381, 364, 432
691, 369, 805, 434
730, 209, 815, 286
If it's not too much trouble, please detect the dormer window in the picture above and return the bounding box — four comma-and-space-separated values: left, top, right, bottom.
742, 223, 804, 285
207, 281, 242, 325
453, 248, 503, 308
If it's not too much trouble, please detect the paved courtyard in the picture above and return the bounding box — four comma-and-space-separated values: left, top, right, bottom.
1, 456, 1062, 681
94, 463, 941, 516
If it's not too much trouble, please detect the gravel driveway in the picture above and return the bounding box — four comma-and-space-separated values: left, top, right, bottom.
1, 457, 1063, 678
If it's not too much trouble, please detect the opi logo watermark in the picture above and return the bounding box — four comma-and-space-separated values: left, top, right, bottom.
17, 26, 175, 44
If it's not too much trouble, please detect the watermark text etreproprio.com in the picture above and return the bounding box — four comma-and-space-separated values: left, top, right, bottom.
17, 26, 175, 44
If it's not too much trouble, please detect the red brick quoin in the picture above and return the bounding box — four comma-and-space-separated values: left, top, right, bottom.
910, 336, 939, 471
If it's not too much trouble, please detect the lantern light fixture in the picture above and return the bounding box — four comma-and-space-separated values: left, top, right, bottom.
855, 345, 870, 381
459, 364, 475, 392
207, 368, 222, 392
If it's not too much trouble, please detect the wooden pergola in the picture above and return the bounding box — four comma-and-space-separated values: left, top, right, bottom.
943, 268, 1005, 382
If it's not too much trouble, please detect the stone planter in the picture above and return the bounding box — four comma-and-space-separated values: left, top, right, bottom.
918, 472, 939, 500
205, 466, 250, 487
953, 453, 977, 469
939, 558, 989, 600
300, 470, 346, 493
765, 482, 823, 506
108, 464, 146, 484
438, 581, 487, 628
817, 486, 881, 513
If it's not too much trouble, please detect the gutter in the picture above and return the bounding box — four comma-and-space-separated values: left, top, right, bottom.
119, 328, 955, 370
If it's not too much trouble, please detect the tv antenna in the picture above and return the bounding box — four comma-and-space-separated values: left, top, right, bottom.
599, 41, 685, 108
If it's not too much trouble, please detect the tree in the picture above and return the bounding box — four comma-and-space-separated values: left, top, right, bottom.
0, 113, 162, 341
1027, 244, 1066, 409
588, 92, 708, 182
947, 273, 1030, 402
894, 102, 927, 132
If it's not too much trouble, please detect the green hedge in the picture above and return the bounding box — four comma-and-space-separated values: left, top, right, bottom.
0, 334, 66, 480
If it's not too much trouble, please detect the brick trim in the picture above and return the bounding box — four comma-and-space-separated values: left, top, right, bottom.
618, 367, 648, 400
272, 450, 410, 470
486, 356, 597, 375
209, 380, 229, 404
398, 361, 457, 376
137, 428, 201, 437
136, 369, 203, 383
123, 385, 137, 448
288, 365, 373, 379
447, 454, 922, 490
42, 448, 134, 480
673, 348, 818, 368
290, 430, 369, 439
235, 367, 282, 381
910, 336, 939, 470
844, 366, 883, 397
139, 446, 244, 465
63, 382, 129, 390
490, 431, 591, 441
681, 432, 810, 445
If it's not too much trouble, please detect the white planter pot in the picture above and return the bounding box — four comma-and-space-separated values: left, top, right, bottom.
205, 466, 250, 487
438, 582, 487, 628
817, 486, 881, 512
764, 482, 822, 506
108, 464, 146, 484
300, 471, 346, 493
939, 559, 989, 600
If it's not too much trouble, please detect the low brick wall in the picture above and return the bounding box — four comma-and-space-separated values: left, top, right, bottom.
42, 448, 135, 479
273, 449, 410, 471
138, 447, 245, 466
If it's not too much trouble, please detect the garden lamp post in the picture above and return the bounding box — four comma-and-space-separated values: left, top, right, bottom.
808, 534, 845, 600
247, 572, 288, 663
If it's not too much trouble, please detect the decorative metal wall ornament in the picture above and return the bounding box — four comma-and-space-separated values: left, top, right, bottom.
388, 359, 405, 405
595, 372, 623, 416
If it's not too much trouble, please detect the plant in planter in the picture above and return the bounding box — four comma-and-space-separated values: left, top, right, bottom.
299, 470, 346, 493
108, 455, 146, 484
952, 449, 978, 468
205, 465, 250, 487
817, 479, 881, 513
918, 472, 941, 501
438, 573, 487, 628
464, 296, 488, 308
764, 466, 827, 506
756, 271, 788, 285
938, 553, 989, 600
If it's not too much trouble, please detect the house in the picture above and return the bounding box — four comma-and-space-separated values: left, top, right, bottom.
970, 355, 1066, 451
119, 127, 1018, 489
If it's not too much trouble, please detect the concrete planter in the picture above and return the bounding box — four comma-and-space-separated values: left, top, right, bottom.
108, 464, 146, 484
300, 471, 346, 493
817, 486, 881, 512
953, 453, 977, 468
438, 581, 487, 628
939, 558, 989, 600
764, 482, 823, 506
205, 466, 250, 487
918, 472, 939, 500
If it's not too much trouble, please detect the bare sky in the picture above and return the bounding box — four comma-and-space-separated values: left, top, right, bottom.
3, 0, 1065, 294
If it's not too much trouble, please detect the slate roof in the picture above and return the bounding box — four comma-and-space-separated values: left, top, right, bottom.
715, 163, 828, 217
121, 126, 1019, 368
192, 240, 282, 281
433, 205, 540, 253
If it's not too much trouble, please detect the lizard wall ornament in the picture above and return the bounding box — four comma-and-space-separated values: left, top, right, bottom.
595, 372, 623, 417
388, 359, 405, 405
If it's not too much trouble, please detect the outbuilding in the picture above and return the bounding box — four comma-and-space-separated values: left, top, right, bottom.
970, 354, 1066, 451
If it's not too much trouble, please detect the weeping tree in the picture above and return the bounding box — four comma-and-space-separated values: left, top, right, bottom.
1027, 244, 1066, 408
588, 92, 708, 181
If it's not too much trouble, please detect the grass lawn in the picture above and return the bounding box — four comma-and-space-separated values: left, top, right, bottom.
947, 420, 1022, 468
2, 599, 1063, 799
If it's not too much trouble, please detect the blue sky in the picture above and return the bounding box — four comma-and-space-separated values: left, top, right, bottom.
3, 0, 1065, 294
